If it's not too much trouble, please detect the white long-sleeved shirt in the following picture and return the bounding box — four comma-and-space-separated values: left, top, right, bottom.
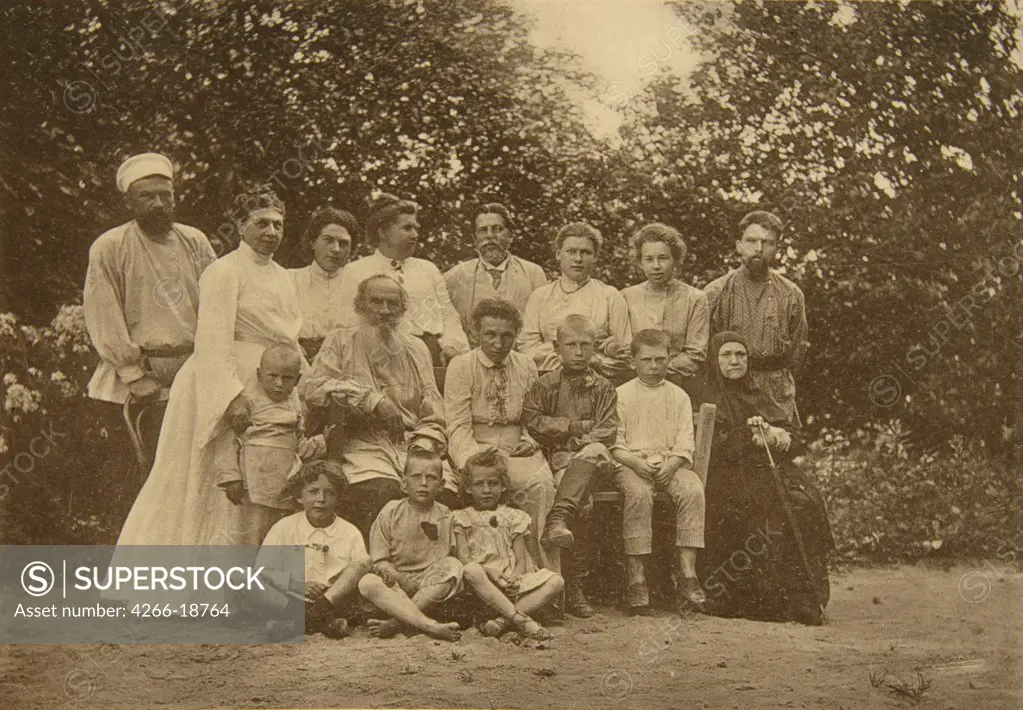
288, 262, 347, 341
612, 378, 695, 467
83, 220, 216, 403
258, 512, 369, 586
336, 250, 469, 355
518, 278, 632, 372
444, 348, 539, 470
192, 241, 304, 450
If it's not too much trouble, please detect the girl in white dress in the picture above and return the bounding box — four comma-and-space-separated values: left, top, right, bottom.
452, 449, 564, 640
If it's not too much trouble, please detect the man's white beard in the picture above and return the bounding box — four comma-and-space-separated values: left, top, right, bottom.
360, 319, 404, 361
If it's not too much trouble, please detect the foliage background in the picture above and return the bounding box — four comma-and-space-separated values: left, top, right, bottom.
1, 0, 1021, 554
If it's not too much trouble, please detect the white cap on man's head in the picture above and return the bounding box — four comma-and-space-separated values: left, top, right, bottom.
116, 153, 173, 193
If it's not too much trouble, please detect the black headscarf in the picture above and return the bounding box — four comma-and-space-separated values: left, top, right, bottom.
707, 331, 792, 429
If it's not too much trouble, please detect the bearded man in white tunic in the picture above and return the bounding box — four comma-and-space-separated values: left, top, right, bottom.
301, 274, 449, 540
84, 153, 216, 469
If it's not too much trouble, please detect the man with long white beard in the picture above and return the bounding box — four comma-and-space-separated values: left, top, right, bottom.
703, 211, 808, 424
302, 274, 448, 540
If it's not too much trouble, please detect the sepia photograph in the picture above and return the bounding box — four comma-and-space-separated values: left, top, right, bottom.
0, 0, 1021, 708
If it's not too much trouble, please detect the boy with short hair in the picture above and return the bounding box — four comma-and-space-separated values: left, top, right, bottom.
612, 329, 706, 614
522, 313, 618, 618
216, 343, 326, 544
256, 460, 461, 641
367, 449, 464, 638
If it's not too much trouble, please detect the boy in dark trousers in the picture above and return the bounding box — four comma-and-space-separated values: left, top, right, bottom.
523, 314, 618, 618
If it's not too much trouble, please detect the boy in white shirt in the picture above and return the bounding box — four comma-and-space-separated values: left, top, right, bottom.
256, 460, 462, 641
611, 330, 707, 615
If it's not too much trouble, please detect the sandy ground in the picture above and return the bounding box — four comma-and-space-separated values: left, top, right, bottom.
2, 564, 1020, 710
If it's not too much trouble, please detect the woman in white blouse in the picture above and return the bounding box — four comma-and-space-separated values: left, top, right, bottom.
289, 206, 357, 360
518, 222, 632, 381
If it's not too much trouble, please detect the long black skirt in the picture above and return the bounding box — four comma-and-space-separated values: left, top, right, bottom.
698, 456, 835, 622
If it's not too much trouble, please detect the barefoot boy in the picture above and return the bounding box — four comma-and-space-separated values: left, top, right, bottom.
522, 314, 618, 618
367, 449, 464, 638
256, 460, 461, 641
217, 343, 325, 543
611, 329, 706, 614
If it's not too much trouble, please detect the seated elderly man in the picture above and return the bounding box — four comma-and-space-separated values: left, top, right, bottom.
444, 298, 557, 563
302, 274, 449, 540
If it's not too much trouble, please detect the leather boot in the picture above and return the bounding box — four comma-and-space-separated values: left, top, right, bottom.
563, 521, 594, 618
543, 457, 600, 548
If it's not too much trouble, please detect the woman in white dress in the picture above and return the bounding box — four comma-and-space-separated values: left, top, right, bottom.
112, 190, 303, 551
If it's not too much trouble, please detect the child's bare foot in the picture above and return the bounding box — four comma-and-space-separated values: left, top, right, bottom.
424, 621, 462, 642
367, 618, 401, 639
480, 617, 510, 637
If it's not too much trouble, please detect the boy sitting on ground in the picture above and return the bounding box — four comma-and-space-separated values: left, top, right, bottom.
522, 313, 618, 618
367, 448, 464, 638
255, 460, 462, 641
611, 329, 706, 614
217, 343, 326, 543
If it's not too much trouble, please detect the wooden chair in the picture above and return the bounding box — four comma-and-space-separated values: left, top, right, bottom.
544, 402, 716, 577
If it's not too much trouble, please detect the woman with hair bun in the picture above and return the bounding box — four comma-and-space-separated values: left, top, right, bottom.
289, 206, 358, 360
109, 189, 304, 554
335, 192, 468, 367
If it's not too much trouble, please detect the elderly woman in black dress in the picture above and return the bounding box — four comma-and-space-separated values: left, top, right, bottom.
699, 331, 834, 625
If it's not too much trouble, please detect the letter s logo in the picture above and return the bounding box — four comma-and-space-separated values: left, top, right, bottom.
22, 561, 55, 597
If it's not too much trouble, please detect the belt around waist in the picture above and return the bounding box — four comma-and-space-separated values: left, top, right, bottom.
748, 355, 788, 372
141, 344, 194, 358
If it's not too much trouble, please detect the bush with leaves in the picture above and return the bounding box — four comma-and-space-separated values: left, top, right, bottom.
0, 306, 132, 544
807, 424, 1022, 561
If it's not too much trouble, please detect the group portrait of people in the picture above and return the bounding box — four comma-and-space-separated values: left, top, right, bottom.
83, 151, 835, 642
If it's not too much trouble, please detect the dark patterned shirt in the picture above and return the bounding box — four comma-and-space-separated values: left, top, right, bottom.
522, 367, 617, 469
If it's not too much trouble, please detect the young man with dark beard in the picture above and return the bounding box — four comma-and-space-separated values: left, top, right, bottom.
703, 211, 808, 424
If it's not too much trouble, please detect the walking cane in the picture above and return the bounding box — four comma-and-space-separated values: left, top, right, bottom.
755, 420, 819, 601
122, 393, 151, 476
